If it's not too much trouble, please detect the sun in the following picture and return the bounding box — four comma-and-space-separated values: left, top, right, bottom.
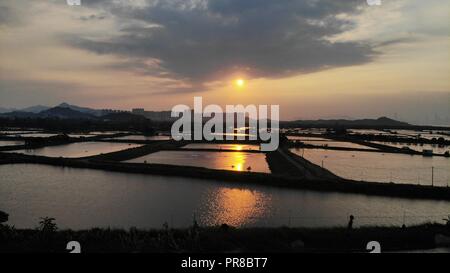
235, 79, 245, 87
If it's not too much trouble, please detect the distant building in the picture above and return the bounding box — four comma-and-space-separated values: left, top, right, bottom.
132, 108, 145, 115
101, 109, 129, 115
144, 111, 173, 121
132, 108, 173, 121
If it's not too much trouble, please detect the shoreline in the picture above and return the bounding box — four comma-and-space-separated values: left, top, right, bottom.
1, 150, 450, 201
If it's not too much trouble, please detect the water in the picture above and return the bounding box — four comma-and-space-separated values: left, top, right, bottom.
282, 128, 327, 134
348, 129, 396, 136
6, 142, 142, 158
287, 136, 331, 141
182, 143, 260, 151
291, 148, 450, 187
0, 130, 41, 135
15, 133, 59, 138
68, 134, 96, 138
89, 131, 132, 135
372, 141, 449, 154
287, 136, 377, 150
348, 129, 450, 141
0, 140, 25, 147
0, 164, 448, 229
299, 140, 377, 150
108, 135, 171, 141
125, 150, 271, 173
173, 133, 255, 139
393, 130, 450, 141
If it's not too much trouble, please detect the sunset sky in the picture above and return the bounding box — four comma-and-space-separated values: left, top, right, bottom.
0, 0, 449, 124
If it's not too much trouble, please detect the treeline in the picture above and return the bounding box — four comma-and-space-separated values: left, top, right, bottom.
0, 117, 173, 134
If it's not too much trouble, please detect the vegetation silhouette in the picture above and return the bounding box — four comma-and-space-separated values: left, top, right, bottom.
1, 212, 450, 253
39, 217, 58, 233
0, 211, 8, 224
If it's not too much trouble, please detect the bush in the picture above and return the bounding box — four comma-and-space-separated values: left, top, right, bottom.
39, 217, 58, 233
0, 211, 8, 224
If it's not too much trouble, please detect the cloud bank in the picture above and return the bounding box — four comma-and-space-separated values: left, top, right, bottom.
66, 0, 375, 88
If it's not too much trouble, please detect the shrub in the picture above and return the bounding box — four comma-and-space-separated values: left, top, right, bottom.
39, 217, 58, 233
0, 211, 8, 224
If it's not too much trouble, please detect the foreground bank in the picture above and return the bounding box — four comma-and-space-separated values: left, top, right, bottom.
1, 223, 449, 253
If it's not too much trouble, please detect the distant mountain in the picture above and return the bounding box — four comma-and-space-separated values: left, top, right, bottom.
1, 103, 107, 120
0, 111, 38, 118
285, 117, 410, 128
1, 103, 103, 116
57, 103, 103, 116
374, 117, 409, 126
0, 107, 16, 113
39, 107, 97, 119
21, 105, 50, 113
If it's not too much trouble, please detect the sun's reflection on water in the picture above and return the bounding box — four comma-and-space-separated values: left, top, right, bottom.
126, 148, 271, 173
199, 187, 271, 227
211, 150, 267, 172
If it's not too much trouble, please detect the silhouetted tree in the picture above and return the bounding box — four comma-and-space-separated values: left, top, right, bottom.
0, 210, 8, 224
39, 217, 57, 233
220, 223, 230, 232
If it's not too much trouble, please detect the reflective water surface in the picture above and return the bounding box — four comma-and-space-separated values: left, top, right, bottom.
68, 134, 96, 138
287, 136, 331, 141
0, 140, 25, 147
108, 135, 171, 141
1, 164, 448, 229
182, 143, 260, 151
0, 131, 41, 135
348, 129, 397, 136
89, 131, 132, 135
7, 142, 142, 158
291, 148, 450, 186
393, 130, 450, 141
125, 150, 271, 173
372, 141, 449, 154
15, 133, 59, 138
300, 140, 377, 150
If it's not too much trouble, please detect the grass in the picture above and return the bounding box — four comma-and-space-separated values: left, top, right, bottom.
1, 222, 449, 253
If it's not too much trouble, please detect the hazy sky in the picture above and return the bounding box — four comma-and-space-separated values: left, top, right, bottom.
0, 0, 449, 124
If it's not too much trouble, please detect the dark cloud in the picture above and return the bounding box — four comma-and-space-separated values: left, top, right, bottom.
79, 14, 107, 21
65, 0, 376, 88
375, 37, 419, 47
0, 5, 22, 26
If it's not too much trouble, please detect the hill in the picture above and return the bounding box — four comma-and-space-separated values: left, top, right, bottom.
57, 102, 103, 116
38, 107, 97, 119
0, 111, 38, 118
284, 117, 410, 128
21, 105, 50, 113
